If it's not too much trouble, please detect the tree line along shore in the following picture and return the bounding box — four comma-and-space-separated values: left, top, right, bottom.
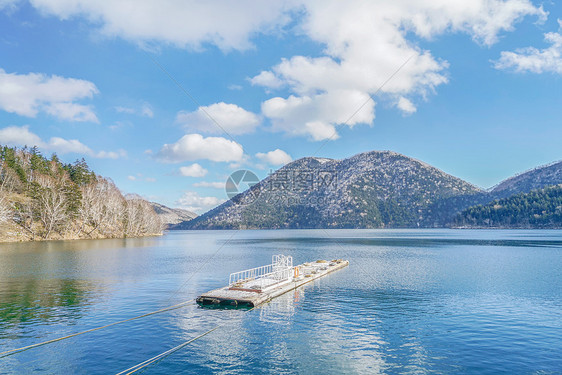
0, 146, 161, 242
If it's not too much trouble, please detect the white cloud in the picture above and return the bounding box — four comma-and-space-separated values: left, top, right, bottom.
179, 163, 208, 177
8, 0, 545, 140
228, 84, 243, 91
252, 0, 544, 140
0, 125, 44, 147
140, 103, 154, 118
397, 97, 417, 114
95, 149, 127, 159
0, 125, 125, 158
115, 106, 135, 114
261, 90, 373, 140
156, 133, 244, 163
49, 136, 92, 154
26, 0, 543, 54
256, 149, 292, 166
250, 70, 285, 89
494, 20, 562, 74
176, 102, 260, 135
115, 102, 154, 117
0, 0, 18, 11
127, 175, 136, 181
176, 191, 225, 213
193, 181, 225, 189
27, 0, 293, 51
0, 68, 99, 122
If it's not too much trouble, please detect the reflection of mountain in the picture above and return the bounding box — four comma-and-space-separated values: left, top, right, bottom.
0, 279, 101, 327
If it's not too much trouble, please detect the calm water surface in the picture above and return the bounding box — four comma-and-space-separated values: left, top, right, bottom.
0, 229, 560, 374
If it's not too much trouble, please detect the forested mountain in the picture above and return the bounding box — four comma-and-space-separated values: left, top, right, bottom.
491, 161, 562, 199
176, 151, 562, 230
181, 151, 484, 229
0, 146, 161, 242
454, 185, 562, 228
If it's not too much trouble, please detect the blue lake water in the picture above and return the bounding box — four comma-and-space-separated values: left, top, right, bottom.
0, 229, 561, 374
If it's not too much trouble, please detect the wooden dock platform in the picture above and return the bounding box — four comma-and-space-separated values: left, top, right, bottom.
196, 259, 349, 308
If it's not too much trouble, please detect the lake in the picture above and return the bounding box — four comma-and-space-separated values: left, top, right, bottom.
0, 229, 561, 374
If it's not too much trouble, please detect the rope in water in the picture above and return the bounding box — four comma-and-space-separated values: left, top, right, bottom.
0, 299, 195, 358
115, 306, 258, 375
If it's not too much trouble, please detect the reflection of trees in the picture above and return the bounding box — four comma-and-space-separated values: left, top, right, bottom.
0, 279, 101, 328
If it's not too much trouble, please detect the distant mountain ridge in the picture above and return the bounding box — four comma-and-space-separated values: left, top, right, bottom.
151, 202, 197, 228
174, 150, 562, 230
491, 160, 562, 198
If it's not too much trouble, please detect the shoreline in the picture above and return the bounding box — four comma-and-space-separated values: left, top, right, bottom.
0, 232, 163, 244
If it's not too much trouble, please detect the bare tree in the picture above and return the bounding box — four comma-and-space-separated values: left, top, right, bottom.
0, 162, 12, 224
0, 194, 9, 224
12, 196, 37, 240
34, 175, 68, 239
124, 194, 162, 237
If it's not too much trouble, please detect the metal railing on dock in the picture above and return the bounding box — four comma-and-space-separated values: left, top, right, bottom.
229, 254, 293, 291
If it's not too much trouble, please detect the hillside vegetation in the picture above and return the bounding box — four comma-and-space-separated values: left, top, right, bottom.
454, 185, 562, 228
181, 151, 484, 229
0, 146, 161, 242
178, 151, 562, 230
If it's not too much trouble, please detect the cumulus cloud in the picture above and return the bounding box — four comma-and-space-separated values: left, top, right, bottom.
176, 191, 225, 213
397, 97, 417, 114
8, 0, 546, 140
176, 102, 260, 135
27, 0, 293, 51
262, 90, 374, 140
0, 124, 43, 146
255, 149, 292, 166
179, 163, 208, 177
156, 133, 244, 163
0, 125, 125, 158
250, 70, 285, 89
48, 136, 92, 154
252, 0, 544, 140
0, 68, 99, 122
193, 181, 225, 189
494, 20, 562, 74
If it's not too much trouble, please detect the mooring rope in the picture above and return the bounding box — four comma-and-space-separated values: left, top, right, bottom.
0, 299, 195, 358
115, 306, 258, 375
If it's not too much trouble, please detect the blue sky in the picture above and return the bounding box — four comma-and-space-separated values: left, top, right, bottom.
1, 0, 561, 213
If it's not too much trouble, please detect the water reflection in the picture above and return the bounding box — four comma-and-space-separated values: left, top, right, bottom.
258, 288, 302, 325
0, 278, 102, 335
0, 230, 560, 374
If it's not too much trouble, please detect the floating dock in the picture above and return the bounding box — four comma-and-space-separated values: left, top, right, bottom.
196, 255, 349, 308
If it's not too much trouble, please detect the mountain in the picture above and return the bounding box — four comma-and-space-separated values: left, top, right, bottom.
180, 151, 484, 229
454, 185, 562, 228
151, 202, 197, 228
491, 160, 562, 198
